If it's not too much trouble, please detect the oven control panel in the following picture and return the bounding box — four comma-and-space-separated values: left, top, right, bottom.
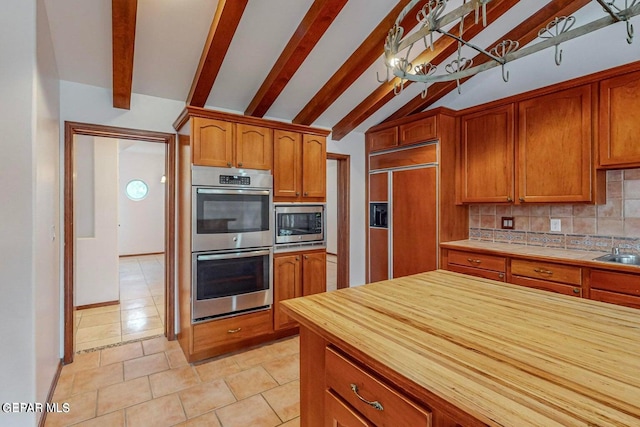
219, 175, 250, 185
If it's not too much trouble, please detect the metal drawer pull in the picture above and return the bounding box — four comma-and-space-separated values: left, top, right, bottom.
533, 268, 553, 275
227, 328, 242, 334
467, 258, 482, 264
350, 384, 384, 411
573, 288, 580, 294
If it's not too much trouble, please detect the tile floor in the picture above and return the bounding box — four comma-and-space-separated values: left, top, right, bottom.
46, 335, 301, 427
75, 255, 166, 352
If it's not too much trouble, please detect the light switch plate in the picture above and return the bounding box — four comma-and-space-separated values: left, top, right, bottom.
501, 217, 514, 230
550, 218, 561, 232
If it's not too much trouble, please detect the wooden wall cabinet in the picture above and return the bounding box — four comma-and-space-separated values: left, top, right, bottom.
368, 127, 398, 152
599, 70, 640, 168
192, 117, 273, 170
273, 250, 326, 331
274, 130, 326, 202
460, 104, 515, 203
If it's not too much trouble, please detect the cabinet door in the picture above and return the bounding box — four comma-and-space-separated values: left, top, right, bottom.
517, 85, 593, 203
302, 134, 327, 199
274, 254, 301, 330
303, 251, 327, 296
460, 104, 515, 203
325, 390, 373, 427
274, 130, 302, 199
392, 167, 437, 278
192, 117, 233, 167
599, 70, 640, 167
399, 115, 437, 146
368, 127, 398, 152
236, 124, 273, 170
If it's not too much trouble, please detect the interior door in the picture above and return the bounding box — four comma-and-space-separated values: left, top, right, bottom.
392, 167, 437, 278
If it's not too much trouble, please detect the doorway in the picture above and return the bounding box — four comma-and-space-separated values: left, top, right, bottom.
63, 122, 176, 364
327, 153, 350, 289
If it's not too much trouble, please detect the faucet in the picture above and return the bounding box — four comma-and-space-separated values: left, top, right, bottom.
612, 247, 620, 255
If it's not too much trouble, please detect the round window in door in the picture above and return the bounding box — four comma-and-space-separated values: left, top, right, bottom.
125, 179, 148, 201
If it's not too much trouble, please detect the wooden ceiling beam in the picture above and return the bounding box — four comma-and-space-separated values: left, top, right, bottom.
331, 0, 518, 141
187, 0, 249, 107
244, 0, 349, 118
385, 0, 592, 121
112, 0, 138, 110
293, 0, 431, 126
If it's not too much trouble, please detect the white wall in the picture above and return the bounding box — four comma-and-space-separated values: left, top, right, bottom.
0, 1, 61, 426
326, 159, 338, 254
327, 132, 366, 286
118, 142, 166, 255
75, 136, 119, 306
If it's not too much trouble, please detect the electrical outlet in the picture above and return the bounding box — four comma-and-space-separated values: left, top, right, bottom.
550, 218, 561, 232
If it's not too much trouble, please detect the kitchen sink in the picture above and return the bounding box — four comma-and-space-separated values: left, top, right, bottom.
594, 253, 640, 265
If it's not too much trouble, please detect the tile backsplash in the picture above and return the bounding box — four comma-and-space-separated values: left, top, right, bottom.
469, 169, 640, 254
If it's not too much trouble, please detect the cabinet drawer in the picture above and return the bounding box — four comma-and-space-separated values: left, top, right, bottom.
325, 389, 373, 427
447, 264, 506, 282
448, 250, 506, 272
325, 347, 432, 427
590, 270, 640, 296
192, 309, 272, 353
510, 276, 582, 297
511, 259, 581, 285
590, 289, 640, 310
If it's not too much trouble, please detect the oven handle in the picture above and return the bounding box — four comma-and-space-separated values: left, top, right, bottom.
196, 249, 271, 262
196, 188, 270, 196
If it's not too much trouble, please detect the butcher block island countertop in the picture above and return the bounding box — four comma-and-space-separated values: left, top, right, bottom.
281, 270, 640, 427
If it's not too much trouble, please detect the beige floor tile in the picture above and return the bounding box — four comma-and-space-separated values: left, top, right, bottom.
262, 380, 300, 422
166, 348, 189, 368
280, 417, 300, 427
142, 336, 180, 355
79, 305, 121, 316
264, 336, 299, 357
262, 353, 300, 385
96, 377, 152, 416
225, 366, 278, 400
76, 323, 121, 344
120, 305, 159, 322
125, 394, 186, 427
194, 357, 242, 383
119, 296, 155, 310
72, 363, 124, 395
78, 311, 121, 329
152, 294, 164, 305
120, 287, 152, 300
232, 345, 279, 370
121, 327, 165, 343
76, 336, 123, 353
174, 410, 222, 427
149, 365, 200, 397
64, 352, 100, 374
52, 369, 75, 401
215, 394, 281, 427
124, 352, 169, 381
179, 378, 236, 419
122, 315, 163, 335
44, 390, 97, 427
71, 409, 125, 427
100, 341, 143, 366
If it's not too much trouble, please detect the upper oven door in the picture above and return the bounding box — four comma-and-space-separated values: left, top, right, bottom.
275, 205, 324, 244
192, 187, 273, 251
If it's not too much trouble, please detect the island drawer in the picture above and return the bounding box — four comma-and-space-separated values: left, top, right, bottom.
325, 347, 432, 427
511, 259, 581, 285
192, 309, 272, 353
448, 250, 506, 272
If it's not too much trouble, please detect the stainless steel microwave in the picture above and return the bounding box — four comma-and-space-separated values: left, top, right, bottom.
274, 205, 324, 244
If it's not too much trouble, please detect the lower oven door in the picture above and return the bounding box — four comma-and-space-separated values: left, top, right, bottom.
192, 248, 273, 322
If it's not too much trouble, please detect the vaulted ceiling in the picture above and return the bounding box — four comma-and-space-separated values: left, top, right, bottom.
44, 0, 640, 140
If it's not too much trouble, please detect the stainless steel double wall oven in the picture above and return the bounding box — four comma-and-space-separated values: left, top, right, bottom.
191, 167, 273, 322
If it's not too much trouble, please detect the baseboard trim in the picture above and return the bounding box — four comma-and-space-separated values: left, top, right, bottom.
75, 300, 119, 311
39, 359, 63, 427
119, 252, 164, 258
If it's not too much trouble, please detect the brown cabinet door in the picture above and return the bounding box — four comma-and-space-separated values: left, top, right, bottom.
399, 115, 437, 146
460, 104, 515, 203
274, 130, 301, 199
599, 70, 640, 167
192, 117, 233, 167
369, 228, 388, 283
273, 254, 301, 330
325, 390, 373, 427
235, 124, 273, 170
368, 127, 398, 152
392, 167, 437, 278
369, 172, 388, 202
303, 251, 327, 296
517, 85, 593, 203
302, 134, 326, 199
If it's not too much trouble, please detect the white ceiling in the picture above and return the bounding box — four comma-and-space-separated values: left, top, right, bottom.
44, 0, 640, 135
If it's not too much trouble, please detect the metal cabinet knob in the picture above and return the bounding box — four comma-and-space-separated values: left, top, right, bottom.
304, 255, 309, 259
498, 273, 505, 279
304, 192, 308, 197
519, 197, 525, 202
507, 196, 513, 202
226, 162, 232, 167
573, 288, 580, 294
238, 162, 243, 167
295, 192, 300, 196
295, 257, 300, 261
